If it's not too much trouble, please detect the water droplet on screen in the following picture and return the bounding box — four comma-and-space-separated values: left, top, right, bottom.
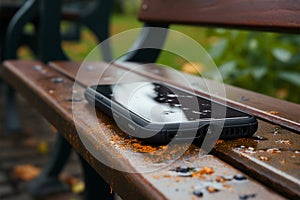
164, 110, 174, 115
167, 94, 178, 98
173, 104, 182, 107
192, 111, 204, 115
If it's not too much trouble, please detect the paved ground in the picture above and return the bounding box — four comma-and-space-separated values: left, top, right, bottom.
0, 83, 83, 200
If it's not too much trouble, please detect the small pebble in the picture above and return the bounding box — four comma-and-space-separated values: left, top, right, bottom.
174, 166, 193, 173
233, 174, 247, 181
239, 194, 256, 200
206, 186, 219, 193
193, 188, 203, 197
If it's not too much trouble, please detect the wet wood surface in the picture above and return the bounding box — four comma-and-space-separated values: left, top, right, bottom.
2, 60, 293, 199
139, 0, 300, 33
49, 61, 300, 199
50, 61, 300, 132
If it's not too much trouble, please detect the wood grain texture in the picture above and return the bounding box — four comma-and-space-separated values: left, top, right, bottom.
50, 61, 300, 132
49, 61, 300, 198
2, 60, 287, 199
139, 0, 300, 33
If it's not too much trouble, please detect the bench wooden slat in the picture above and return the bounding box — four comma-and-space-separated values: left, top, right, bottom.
48, 61, 300, 198
2, 60, 286, 199
50, 61, 300, 132
139, 0, 300, 33
115, 62, 300, 133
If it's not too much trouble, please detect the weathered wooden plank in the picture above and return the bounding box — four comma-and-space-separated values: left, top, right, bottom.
2, 60, 285, 199
2, 60, 165, 200
50, 61, 300, 132
139, 0, 300, 33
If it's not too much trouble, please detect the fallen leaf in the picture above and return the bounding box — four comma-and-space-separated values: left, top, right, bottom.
13, 164, 41, 181
37, 141, 48, 154
268, 111, 280, 115
72, 181, 85, 194
60, 174, 80, 186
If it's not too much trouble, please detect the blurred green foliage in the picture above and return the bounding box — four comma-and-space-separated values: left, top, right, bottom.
110, 1, 300, 103
205, 29, 300, 103
19, 11, 300, 103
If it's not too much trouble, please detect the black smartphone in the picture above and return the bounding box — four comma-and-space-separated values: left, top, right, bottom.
84, 82, 258, 144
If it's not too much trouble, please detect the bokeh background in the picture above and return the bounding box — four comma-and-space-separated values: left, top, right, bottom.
18, 0, 300, 103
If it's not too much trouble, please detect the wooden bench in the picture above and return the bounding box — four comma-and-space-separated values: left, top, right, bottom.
1, 0, 113, 135
2, 0, 300, 199
1, 0, 113, 198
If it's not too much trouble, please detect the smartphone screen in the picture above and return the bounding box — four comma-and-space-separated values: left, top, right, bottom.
94, 82, 249, 123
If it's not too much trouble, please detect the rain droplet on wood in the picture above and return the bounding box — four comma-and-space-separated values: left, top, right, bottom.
65, 97, 83, 102
51, 77, 64, 83
33, 65, 43, 71
240, 96, 249, 101
239, 194, 256, 200
252, 135, 267, 141
258, 155, 270, 161
193, 188, 203, 197
233, 174, 247, 181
